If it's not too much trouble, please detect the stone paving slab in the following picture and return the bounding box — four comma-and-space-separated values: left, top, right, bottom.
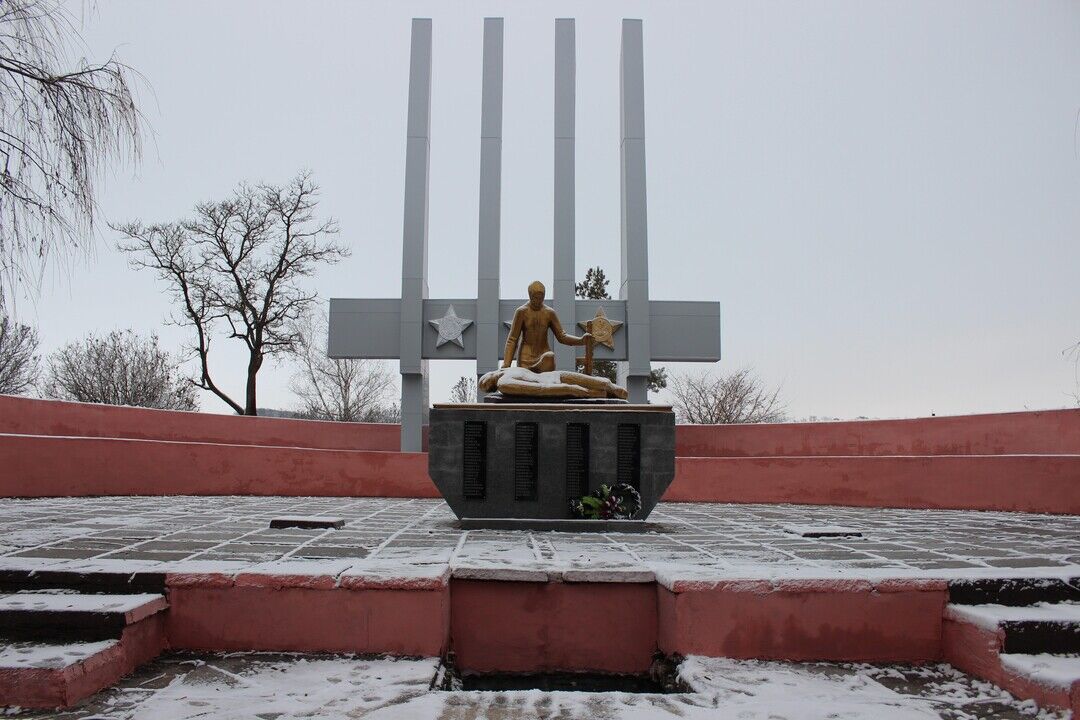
0, 497, 1077, 585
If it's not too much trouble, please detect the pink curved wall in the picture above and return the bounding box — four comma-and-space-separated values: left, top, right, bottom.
5, 395, 1077, 457
1, 394, 1077, 513
0, 434, 438, 498
667, 455, 1080, 514
676, 408, 1080, 457
0, 394, 401, 451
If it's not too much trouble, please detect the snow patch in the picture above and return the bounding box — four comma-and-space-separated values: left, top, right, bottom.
945, 602, 1080, 631
1001, 653, 1080, 690
0, 640, 116, 669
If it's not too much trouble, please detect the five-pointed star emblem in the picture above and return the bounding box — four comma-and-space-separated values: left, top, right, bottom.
429, 305, 473, 348
579, 306, 623, 349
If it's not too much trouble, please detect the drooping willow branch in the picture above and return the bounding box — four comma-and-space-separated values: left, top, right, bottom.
0, 0, 144, 306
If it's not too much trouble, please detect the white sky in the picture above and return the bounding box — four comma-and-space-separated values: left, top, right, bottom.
15, 1, 1080, 419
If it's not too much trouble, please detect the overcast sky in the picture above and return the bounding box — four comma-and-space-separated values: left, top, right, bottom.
15, 1, 1080, 419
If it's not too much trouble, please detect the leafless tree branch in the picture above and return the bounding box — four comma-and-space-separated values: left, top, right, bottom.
669, 368, 786, 424
288, 306, 396, 422
0, 0, 145, 306
42, 329, 197, 410
0, 313, 40, 394
114, 171, 348, 415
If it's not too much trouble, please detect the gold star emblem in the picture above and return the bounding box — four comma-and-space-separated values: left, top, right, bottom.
578, 306, 623, 349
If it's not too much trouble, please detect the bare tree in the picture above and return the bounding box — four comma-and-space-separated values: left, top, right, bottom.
114, 172, 349, 415
450, 375, 476, 404
43, 329, 197, 410
361, 403, 401, 424
669, 368, 786, 424
1066, 341, 1080, 406
0, 314, 40, 394
0, 0, 143, 305
289, 307, 396, 422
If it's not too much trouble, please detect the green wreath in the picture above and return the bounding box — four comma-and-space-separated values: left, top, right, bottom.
570, 483, 642, 520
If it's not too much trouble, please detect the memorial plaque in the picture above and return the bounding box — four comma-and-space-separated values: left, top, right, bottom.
429, 403, 675, 522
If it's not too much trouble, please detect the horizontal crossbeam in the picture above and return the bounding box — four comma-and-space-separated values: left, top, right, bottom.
328, 298, 721, 363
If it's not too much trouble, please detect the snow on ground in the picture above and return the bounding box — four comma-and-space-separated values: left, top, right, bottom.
3, 654, 1070, 719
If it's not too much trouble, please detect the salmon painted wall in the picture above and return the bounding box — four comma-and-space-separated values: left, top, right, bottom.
668, 455, 1080, 514
4, 395, 1078, 457
676, 408, 1080, 457
0, 434, 438, 498
1, 395, 1078, 513
0, 394, 401, 451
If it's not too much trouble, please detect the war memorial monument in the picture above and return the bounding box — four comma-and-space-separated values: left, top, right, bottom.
0, 13, 1077, 718
329, 18, 721, 526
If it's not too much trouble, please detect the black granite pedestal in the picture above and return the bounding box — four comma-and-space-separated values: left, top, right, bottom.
428, 403, 676, 525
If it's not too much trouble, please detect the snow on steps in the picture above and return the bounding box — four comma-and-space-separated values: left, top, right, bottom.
945, 601, 1080, 653
1000, 653, 1080, 693
943, 600, 1080, 715
947, 576, 1080, 607
0, 590, 168, 709
0, 591, 168, 641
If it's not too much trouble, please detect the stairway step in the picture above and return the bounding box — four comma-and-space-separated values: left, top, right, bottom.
0, 638, 129, 709
946, 602, 1080, 653
1000, 653, 1080, 692
0, 567, 165, 594
948, 577, 1080, 606
0, 639, 118, 670
0, 591, 167, 641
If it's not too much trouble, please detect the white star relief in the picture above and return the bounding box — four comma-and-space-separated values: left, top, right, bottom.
429, 305, 473, 348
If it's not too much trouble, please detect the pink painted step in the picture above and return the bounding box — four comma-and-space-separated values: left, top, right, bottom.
0, 591, 168, 709
943, 601, 1080, 715
667, 454, 1080, 514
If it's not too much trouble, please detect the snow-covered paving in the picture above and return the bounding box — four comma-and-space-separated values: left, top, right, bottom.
2, 653, 1069, 719
0, 496, 1076, 585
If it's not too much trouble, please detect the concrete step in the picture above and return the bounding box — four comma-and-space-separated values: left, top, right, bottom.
945, 602, 1080, 654
0, 639, 124, 709
944, 600, 1080, 714
0, 591, 168, 641
948, 577, 1080, 607
0, 591, 168, 709
666, 454, 1080, 514
1001, 653, 1080, 690
0, 567, 166, 595
1000, 654, 1080, 715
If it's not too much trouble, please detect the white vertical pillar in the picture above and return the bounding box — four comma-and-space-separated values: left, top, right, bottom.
476, 18, 504, 398
619, 19, 651, 403
553, 18, 576, 372
400, 18, 432, 450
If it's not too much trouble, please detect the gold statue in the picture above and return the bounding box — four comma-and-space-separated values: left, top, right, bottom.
502, 280, 589, 372
478, 280, 628, 400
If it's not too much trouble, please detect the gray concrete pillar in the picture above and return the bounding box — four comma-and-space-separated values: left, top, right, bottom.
400, 18, 432, 450
476, 18, 504, 399
553, 18, 576, 372
619, 19, 651, 403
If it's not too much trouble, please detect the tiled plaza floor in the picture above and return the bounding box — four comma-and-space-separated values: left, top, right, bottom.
0, 497, 1077, 582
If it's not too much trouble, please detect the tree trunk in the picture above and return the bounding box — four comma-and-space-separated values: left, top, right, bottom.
244, 351, 263, 415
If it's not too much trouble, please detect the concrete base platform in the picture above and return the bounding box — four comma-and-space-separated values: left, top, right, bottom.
458, 518, 650, 533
